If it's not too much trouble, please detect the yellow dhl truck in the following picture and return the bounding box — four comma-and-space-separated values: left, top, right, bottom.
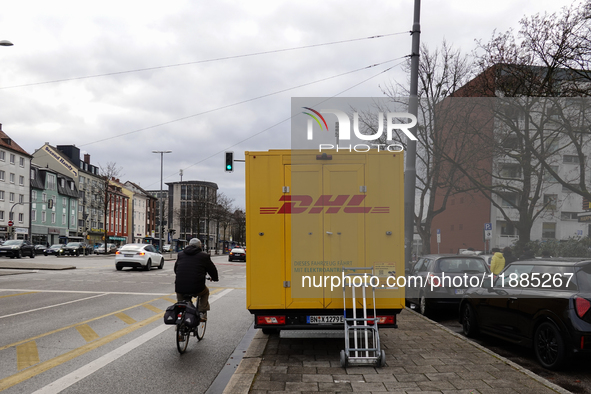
246, 149, 405, 333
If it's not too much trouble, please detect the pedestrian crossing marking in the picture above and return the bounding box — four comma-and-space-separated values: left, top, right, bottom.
115, 313, 136, 325
76, 324, 99, 343
142, 304, 162, 313
16, 341, 39, 370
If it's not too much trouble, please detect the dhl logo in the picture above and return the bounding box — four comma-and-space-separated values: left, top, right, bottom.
260, 195, 390, 214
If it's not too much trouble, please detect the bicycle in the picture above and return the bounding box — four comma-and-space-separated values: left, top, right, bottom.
175, 295, 207, 354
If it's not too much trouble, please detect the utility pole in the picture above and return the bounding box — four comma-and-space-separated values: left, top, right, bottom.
404, 0, 421, 271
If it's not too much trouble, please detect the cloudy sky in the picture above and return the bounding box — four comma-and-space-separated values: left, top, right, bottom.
0, 0, 572, 209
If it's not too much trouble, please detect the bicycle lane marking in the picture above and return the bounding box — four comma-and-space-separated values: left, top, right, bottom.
0, 294, 109, 320
0, 288, 233, 394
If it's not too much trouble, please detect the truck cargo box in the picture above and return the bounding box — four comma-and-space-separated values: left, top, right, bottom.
246, 149, 405, 331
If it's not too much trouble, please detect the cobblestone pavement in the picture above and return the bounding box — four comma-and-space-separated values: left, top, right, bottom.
226, 308, 571, 394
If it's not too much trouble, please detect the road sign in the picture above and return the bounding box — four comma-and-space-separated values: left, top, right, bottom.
436, 228, 441, 243
7, 220, 13, 227
484, 222, 492, 231
484, 230, 492, 240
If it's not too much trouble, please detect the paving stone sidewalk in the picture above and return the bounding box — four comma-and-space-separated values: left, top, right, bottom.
226, 308, 571, 394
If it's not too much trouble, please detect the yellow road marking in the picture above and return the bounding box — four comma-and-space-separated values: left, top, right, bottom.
75, 324, 99, 343
0, 293, 176, 352
0, 312, 164, 391
163, 297, 176, 303
16, 342, 39, 371
142, 304, 161, 313
114, 313, 136, 325
0, 292, 38, 299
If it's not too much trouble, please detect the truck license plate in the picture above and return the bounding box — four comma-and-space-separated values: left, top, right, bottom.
308, 315, 344, 324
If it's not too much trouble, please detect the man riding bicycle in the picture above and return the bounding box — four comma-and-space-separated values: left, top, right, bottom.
174, 238, 219, 321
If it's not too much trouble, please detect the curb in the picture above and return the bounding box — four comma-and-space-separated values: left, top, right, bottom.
407, 307, 573, 394
222, 329, 269, 394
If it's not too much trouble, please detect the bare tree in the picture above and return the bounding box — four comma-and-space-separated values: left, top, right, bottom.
98, 162, 123, 254
210, 192, 234, 253
361, 41, 474, 254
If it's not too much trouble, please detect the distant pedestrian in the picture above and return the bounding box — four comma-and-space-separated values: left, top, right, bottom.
502, 247, 516, 267
490, 247, 506, 275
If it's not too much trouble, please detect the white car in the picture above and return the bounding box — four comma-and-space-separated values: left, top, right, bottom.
115, 243, 164, 271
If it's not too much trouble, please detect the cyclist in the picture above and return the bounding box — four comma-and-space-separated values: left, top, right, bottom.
174, 238, 219, 321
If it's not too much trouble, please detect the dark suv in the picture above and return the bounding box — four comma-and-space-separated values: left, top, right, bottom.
459, 259, 591, 369
60, 242, 91, 256
0, 240, 36, 259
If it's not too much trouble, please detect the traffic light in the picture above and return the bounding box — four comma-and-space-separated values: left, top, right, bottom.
225, 151, 234, 172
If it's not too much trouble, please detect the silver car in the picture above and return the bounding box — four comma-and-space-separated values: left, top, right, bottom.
115, 243, 164, 271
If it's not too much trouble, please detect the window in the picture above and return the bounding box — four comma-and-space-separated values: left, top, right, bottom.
564, 155, 582, 164
500, 192, 519, 208
542, 222, 556, 239
19, 157, 24, 167
62, 214, 66, 224
32, 210, 36, 221
42, 193, 47, 202
562, 184, 580, 193
60, 178, 64, 188
47, 174, 56, 190
9, 192, 14, 203
9, 173, 14, 183
0, 151, 4, 161
544, 165, 559, 182
561, 212, 579, 221
71, 214, 75, 226
31, 169, 35, 180
42, 211, 46, 222
9, 154, 15, 164
19, 175, 24, 186
499, 163, 521, 178
500, 221, 517, 236
32, 190, 37, 201
0, 170, 4, 181
0, 211, 4, 221
0, 190, 4, 201
18, 213, 23, 223
62, 197, 67, 206
543, 194, 557, 210
18, 194, 24, 204
51, 212, 56, 223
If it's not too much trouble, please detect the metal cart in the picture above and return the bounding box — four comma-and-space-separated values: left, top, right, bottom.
340, 267, 386, 367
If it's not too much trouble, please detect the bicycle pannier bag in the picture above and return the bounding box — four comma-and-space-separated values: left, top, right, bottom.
163, 305, 178, 325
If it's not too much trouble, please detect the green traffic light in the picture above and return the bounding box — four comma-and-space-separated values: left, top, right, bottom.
226, 164, 232, 170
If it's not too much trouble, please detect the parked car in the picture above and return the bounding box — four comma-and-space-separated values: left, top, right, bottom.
94, 243, 118, 254
163, 244, 172, 252
0, 240, 36, 259
459, 259, 591, 369
45, 244, 66, 256
115, 243, 164, 271
406, 254, 490, 316
60, 242, 90, 256
34, 244, 47, 253
228, 248, 246, 262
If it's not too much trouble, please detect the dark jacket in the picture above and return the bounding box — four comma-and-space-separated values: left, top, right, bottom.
174, 245, 219, 295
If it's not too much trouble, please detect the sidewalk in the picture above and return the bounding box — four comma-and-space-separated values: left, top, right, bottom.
224, 308, 572, 394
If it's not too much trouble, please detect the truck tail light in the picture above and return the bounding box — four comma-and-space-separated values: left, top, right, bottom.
575, 297, 591, 318
257, 316, 285, 325
376, 316, 395, 325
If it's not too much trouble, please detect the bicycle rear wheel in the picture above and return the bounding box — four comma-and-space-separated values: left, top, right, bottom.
176, 322, 190, 353
196, 320, 206, 340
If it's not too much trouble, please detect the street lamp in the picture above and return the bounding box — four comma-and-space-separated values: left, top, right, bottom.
0, 40, 13, 47
152, 150, 171, 253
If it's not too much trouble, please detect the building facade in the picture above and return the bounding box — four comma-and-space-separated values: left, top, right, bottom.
0, 125, 32, 240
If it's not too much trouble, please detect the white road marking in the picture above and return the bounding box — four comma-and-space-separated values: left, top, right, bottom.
0, 289, 171, 296
31, 288, 234, 394
0, 293, 109, 319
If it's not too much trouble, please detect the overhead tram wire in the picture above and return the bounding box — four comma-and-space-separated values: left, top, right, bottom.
0, 32, 410, 90
145, 58, 408, 189
79, 56, 408, 148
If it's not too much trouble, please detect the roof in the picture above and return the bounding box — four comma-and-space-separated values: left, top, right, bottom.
512, 258, 591, 266
0, 125, 32, 157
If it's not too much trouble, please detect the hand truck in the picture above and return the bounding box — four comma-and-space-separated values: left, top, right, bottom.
340, 266, 386, 367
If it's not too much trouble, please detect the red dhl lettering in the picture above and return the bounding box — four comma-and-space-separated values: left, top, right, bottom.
259, 195, 390, 214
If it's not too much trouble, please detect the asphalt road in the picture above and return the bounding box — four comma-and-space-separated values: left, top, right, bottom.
0, 253, 251, 394
425, 306, 591, 394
